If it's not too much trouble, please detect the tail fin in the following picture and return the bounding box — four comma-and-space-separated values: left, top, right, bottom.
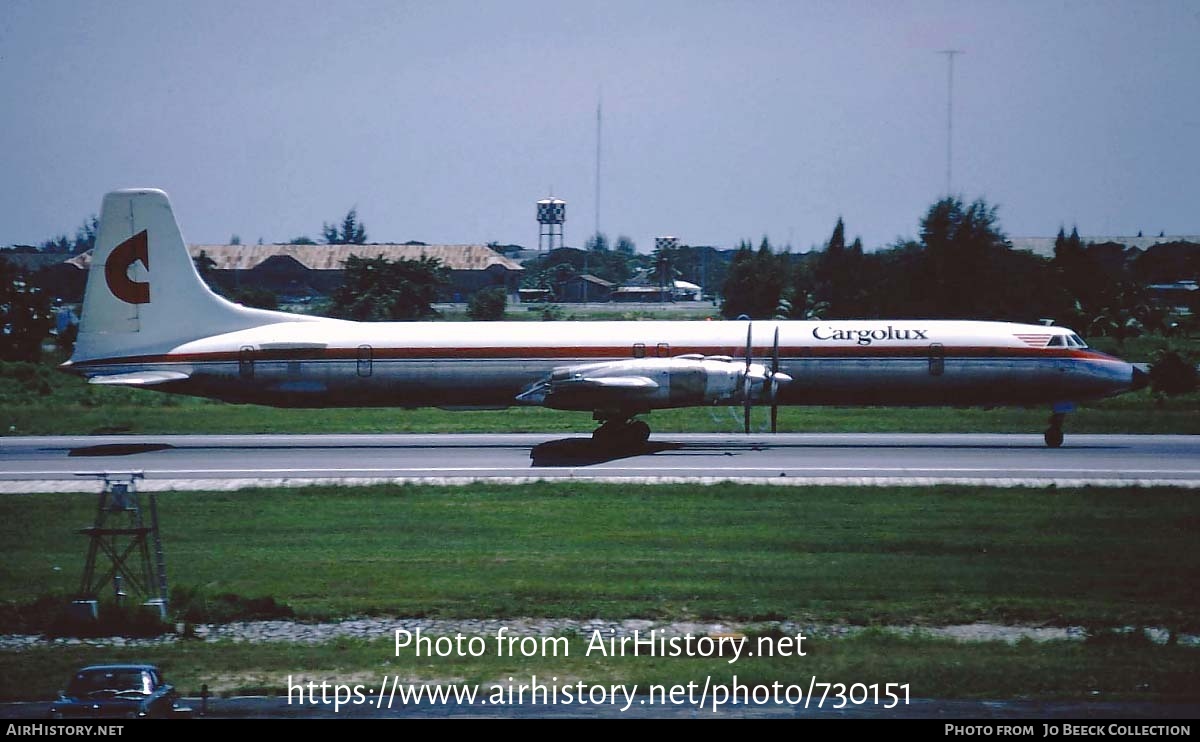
72, 189, 309, 362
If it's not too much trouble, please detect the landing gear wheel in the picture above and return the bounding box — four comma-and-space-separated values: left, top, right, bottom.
628, 420, 651, 444
591, 418, 651, 449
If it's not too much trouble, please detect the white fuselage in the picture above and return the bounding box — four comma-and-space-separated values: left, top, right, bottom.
69, 317, 1138, 411
66, 190, 1144, 422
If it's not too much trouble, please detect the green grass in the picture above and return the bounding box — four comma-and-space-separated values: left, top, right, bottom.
3, 484, 1197, 629
4, 483, 1198, 704
3, 632, 1197, 701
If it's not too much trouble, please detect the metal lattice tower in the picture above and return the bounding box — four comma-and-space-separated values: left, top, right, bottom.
76, 472, 168, 616
655, 236, 680, 300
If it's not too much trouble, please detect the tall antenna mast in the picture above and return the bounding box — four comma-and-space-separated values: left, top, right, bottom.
938, 50, 963, 196
595, 89, 602, 237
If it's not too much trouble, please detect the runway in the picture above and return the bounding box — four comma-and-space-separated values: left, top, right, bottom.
3, 433, 1200, 492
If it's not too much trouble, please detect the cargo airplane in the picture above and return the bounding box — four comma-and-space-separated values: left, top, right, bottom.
63, 189, 1148, 448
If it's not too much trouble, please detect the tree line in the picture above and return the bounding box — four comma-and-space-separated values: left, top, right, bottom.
720, 197, 1200, 338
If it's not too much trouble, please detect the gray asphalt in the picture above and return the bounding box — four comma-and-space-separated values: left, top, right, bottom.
2, 433, 1200, 491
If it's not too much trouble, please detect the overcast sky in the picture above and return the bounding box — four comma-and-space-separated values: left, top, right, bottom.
2, 0, 1198, 252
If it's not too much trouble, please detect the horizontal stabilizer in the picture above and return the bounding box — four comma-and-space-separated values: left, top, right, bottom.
87, 370, 190, 386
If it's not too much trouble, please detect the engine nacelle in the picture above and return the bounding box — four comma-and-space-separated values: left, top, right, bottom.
515, 357, 790, 412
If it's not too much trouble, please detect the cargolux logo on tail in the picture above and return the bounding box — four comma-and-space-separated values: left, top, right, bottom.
105, 230, 150, 304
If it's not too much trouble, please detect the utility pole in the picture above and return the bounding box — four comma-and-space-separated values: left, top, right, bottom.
589, 90, 603, 305
938, 50, 963, 196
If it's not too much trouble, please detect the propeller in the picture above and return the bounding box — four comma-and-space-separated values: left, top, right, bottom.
741, 322, 792, 434
770, 326, 780, 433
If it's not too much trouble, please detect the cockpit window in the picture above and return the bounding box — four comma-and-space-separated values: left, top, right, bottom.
1048, 335, 1066, 347
1069, 334, 1088, 348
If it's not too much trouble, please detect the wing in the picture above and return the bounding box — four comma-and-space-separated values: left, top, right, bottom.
87, 370, 191, 386
555, 376, 659, 390
516, 371, 660, 408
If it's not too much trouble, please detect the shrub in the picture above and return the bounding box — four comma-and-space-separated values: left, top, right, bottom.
1148, 350, 1197, 395
467, 287, 507, 321
169, 585, 294, 624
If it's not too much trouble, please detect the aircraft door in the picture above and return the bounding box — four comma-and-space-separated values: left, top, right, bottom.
239, 346, 255, 380
357, 345, 373, 377
928, 343, 945, 377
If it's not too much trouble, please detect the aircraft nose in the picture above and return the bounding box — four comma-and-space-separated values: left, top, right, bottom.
1131, 364, 1150, 391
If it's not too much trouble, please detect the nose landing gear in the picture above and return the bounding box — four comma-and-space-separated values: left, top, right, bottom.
1044, 412, 1066, 448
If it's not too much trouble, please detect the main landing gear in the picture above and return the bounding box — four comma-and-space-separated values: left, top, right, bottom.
592, 414, 651, 449
1044, 412, 1067, 448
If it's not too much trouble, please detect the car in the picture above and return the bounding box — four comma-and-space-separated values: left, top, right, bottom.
48, 664, 191, 719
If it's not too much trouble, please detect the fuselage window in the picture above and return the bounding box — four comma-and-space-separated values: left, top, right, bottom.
656, 342, 670, 357
633, 343, 646, 359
